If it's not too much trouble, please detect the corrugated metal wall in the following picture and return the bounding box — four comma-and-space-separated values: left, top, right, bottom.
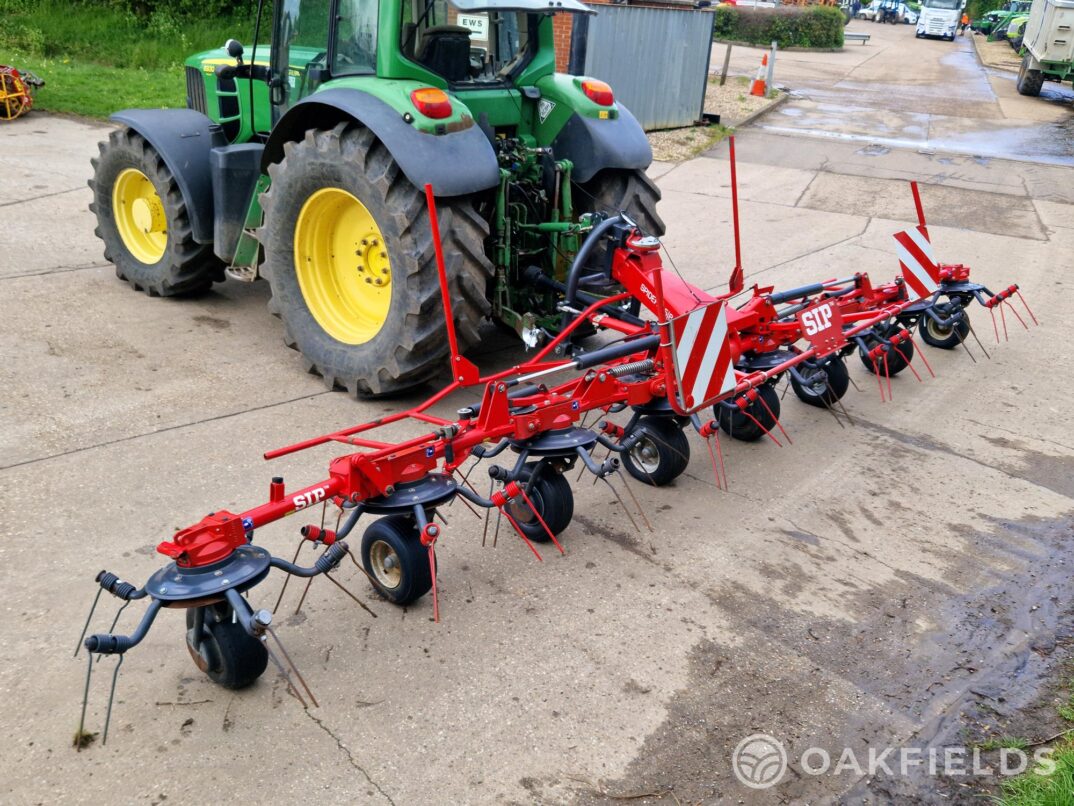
579, 5, 715, 130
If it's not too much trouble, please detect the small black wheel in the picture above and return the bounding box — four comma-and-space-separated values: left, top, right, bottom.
621, 416, 690, 486
790, 357, 850, 408
919, 314, 970, 349
715, 383, 781, 442
185, 604, 268, 690
360, 515, 431, 605
507, 462, 574, 542
858, 325, 914, 376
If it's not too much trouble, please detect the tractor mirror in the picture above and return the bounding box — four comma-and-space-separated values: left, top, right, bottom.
225, 39, 244, 61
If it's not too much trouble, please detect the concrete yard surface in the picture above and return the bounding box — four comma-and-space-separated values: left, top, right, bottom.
2, 20, 1074, 804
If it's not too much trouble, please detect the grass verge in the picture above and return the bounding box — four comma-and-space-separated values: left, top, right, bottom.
0, 0, 252, 118
999, 672, 1074, 804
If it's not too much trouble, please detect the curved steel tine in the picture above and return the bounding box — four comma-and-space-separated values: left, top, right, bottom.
97, 601, 130, 663
266, 625, 318, 708
601, 475, 641, 535
75, 588, 104, 658
262, 637, 307, 709
617, 466, 652, 532
76, 651, 93, 751
323, 571, 377, 618
274, 539, 305, 615
101, 655, 124, 745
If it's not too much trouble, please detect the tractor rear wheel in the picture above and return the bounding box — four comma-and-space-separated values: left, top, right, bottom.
89, 128, 224, 296
575, 168, 665, 247
1016, 54, 1044, 96
260, 124, 493, 396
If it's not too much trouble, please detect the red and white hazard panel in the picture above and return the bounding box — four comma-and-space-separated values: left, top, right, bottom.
669, 301, 737, 413
893, 225, 940, 302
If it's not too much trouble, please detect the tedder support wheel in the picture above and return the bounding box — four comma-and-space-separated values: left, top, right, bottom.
919, 315, 970, 349
715, 383, 781, 442
858, 325, 914, 376
622, 416, 690, 486
90, 128, 223, 296
260, 124, 493, 396
361, 515, 432, 605
508, 462, 574, 542
790, 357, 850, 408
185, 604, 268, 689
1016, 54, 1044, 97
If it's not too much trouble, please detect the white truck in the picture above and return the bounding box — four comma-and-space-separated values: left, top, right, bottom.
1016, 0, 1074, 95
916, 0, 964, 39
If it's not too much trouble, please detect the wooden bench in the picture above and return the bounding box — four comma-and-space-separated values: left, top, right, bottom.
845, 32, 871, 44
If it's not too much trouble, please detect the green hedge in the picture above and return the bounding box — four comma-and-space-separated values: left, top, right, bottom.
714, 6, 845, 49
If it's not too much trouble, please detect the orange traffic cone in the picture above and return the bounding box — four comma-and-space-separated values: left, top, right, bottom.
749, 53, 768, 97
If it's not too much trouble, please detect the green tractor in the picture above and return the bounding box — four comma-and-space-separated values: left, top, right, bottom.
89, 0, 662, 395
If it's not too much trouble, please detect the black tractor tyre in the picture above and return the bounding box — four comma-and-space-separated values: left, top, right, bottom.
360, 515, 433, 606
919, 314, 971, 349
185, 605, 269, 690
790, 357, 851, 408
89, 128, 224, 296
621, 416, 691, 487
715, 383, 781, 442
1016, 54, 1044, 96
575, 168, 665, 258
260, 123, 493, 396
858, 325, 915, 375
509, 462, 574, 542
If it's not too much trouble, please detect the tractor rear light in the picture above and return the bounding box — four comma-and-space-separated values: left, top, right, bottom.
410, 88, 452, 120
581, 79, 614, 106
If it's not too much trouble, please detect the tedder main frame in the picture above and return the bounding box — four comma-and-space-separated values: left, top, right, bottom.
75, 142, 1037, 744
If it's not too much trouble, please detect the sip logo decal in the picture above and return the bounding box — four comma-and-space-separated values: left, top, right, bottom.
796, 300, 845, 357
538, 99, 556, 124
801, 303, 833, 336
293, 487, 328, 511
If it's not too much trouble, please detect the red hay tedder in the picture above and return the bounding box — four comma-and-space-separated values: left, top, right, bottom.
74, 139, 1037, 744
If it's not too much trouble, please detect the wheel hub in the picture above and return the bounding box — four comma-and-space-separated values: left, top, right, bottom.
112, 167, 168, 264
369, 540, 402, 588
294, 187, 393, 345
631, 438, 661, 474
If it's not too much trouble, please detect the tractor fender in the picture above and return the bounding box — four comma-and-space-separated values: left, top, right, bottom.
261, 89, 500, 198
550, 104, 652, 184
110, 108, 219, 244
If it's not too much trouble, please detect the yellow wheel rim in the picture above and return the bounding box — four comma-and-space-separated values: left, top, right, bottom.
112, 168, 168, 264
294, 188, 392, 345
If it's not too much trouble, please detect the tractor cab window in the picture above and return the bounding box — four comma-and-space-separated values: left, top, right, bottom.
333, 0, 378, 75
272, 0, 333, 111
401, 0, 532, 84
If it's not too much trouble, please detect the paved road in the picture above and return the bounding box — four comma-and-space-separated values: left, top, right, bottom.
719, 22, 1074, 165
2, 28, 1073, 804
